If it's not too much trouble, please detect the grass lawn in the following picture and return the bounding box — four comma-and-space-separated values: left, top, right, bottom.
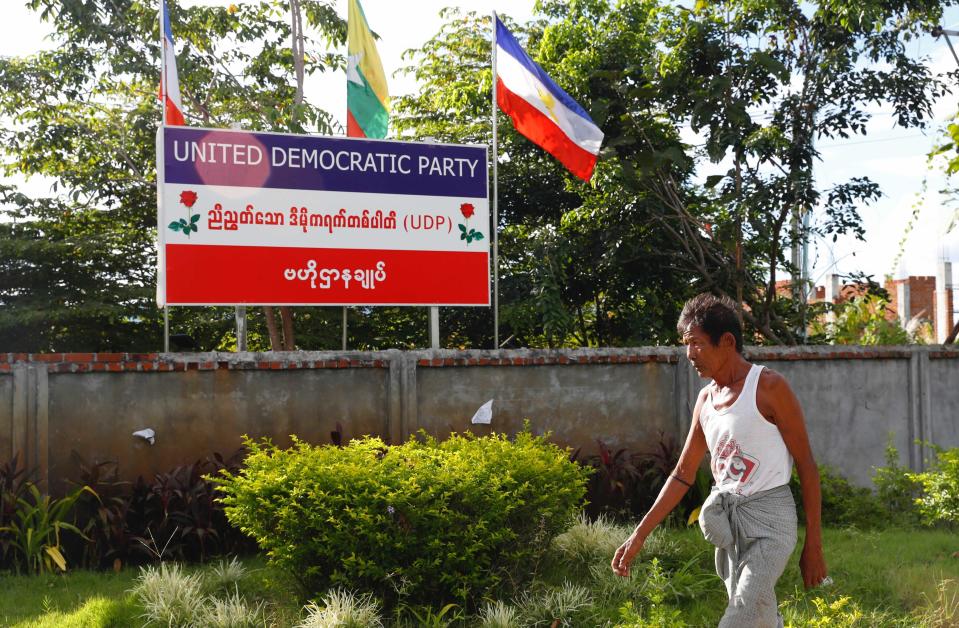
0, 556, 303, 628
1, 526, 957, 626
671, 526, 959, 626
0, 569, 140, 628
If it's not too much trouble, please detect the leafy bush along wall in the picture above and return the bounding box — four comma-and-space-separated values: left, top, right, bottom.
213, 430, 591, 609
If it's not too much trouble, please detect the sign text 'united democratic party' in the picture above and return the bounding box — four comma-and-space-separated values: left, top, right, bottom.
172, 140, 481, 178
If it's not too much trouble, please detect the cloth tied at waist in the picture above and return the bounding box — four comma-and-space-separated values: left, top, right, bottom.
698, 484, 795, 599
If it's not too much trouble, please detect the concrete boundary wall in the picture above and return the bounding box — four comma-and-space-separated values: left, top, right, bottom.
1, 346, 957, 492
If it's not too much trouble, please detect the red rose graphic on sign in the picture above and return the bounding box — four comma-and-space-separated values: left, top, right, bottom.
180, 190, 198, 208
169, 190, 201, 237
457, 202, 483, 245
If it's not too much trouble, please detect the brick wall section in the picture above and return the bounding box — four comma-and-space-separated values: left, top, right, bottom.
887, 276, 937, 325
909, 276, 937, 322
0, 352, 390, 374
1, 345, 957, 375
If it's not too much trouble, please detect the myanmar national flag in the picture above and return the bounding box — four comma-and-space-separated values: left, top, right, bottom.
347, 0, 389, 138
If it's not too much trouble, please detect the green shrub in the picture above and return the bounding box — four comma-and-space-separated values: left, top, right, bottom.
872, 438, 922, 525
213, 429, 590, 609
909, 446, 959, 527
783, 596, 864, 628
791, 466, 885, 529
613, 559, 687, 627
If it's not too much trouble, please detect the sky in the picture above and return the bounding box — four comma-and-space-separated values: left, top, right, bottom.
1, 0, 958, 290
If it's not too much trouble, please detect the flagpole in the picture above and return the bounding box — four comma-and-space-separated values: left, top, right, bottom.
159, 1, 167, 121
160, 1, 168, 354
491, 11, 499, 350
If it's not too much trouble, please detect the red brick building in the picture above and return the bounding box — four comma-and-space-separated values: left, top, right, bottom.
777, 263, 956, 341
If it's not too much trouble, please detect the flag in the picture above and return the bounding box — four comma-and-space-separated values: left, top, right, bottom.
346, 0, 389, 138
495, 17, 603, 181
160, 0, 185, 126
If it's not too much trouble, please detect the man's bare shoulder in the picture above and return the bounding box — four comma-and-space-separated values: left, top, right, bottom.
755, 367, 803, 424
757, 366, 798, 399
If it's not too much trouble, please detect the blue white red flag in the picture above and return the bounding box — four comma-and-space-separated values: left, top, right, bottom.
495, 17, 603, 181
160, 0, 186, 126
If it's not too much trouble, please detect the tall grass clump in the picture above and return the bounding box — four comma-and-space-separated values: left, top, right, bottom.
206, 556, 248, 594
550, 513, 624, 569
296, 589, 383, 628
516, 581, 594, 626
478, 600, 521, 628
198, 589, 266, 628
133, 562, 205, 627
913, 579, 959, 627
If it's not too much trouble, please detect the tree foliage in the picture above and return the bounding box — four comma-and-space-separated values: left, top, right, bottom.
601, 0, 953, 342
395, 8, 699, 347
0, 0, 345, 352
811, 294, 912, 345
1, 0, 955, 351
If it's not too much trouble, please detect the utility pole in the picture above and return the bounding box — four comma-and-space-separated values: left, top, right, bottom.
932, 26, 959, 69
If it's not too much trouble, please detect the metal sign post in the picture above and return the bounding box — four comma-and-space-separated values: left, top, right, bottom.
235, 306, 247, 351
430, 306, 440, 349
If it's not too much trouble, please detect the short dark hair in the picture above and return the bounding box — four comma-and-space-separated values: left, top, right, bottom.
677, 293, 743, 353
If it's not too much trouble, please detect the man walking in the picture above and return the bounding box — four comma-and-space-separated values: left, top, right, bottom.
612, 293, 827, 627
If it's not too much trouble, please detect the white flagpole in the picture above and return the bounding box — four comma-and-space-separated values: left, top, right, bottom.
491, 11, 499, 350
160, 1, 168, 122
159, 2, 168, 353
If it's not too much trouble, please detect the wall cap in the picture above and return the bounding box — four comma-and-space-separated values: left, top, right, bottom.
1, 344, 957, 375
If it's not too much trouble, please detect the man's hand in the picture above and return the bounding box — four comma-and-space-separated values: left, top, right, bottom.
611, 533, 645, 577
800, 538, 828, 589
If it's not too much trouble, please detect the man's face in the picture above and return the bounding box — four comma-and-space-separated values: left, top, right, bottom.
682, 325, 725, 379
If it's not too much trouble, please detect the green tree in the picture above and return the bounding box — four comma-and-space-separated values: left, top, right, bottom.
811, 294, 911, 345
398, 1, 955, 348
930, 111, 959, 344
640, 0, 955, 342
394, 8, 698, 348
0, 0, 345, 352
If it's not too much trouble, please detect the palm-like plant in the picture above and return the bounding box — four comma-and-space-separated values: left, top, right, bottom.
0, 483, 96, 574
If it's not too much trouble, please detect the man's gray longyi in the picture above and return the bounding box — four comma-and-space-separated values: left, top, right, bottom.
699, 484, 798, 628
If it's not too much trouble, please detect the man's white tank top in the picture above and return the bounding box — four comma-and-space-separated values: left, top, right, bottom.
700, 364, 793, 496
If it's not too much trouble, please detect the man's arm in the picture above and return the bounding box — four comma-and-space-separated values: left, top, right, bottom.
758, 369, 828, 589
611, 388, 709, 577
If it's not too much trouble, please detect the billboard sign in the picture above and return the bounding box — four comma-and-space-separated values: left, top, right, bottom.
156, 126, 489, 306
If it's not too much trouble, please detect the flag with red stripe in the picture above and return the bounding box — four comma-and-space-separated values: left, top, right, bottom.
160, 0, 185, 126
495, 17, 603, 181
